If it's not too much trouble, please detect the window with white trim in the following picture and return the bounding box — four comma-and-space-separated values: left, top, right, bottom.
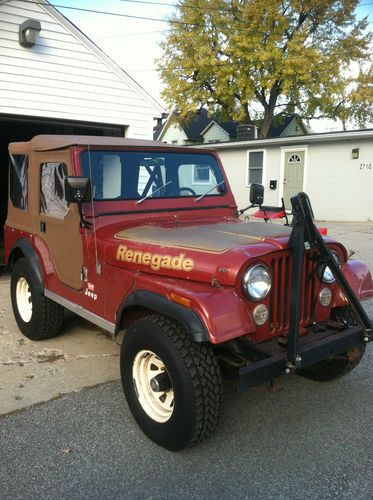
248, 151, 264, 184
193, 164, 211, 184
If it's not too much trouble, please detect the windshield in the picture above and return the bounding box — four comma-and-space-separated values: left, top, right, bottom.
80, 150, 226, 201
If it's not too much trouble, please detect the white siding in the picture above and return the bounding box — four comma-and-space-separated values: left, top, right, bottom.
161, 123, 188, 144
202, 123, 229, 143
0, 0, 162, 139
218, 148, 280, 212
305, 141, 373, 221
218, 149, 248, 208
214, 138, 373, 221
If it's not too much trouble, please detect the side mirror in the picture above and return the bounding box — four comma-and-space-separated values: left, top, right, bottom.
65, 176, 91, 203
249, 183, 264, 206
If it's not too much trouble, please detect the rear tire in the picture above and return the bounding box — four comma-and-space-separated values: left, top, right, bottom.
120, 314, 223, 451
11, 257, 64, 340
298, 345, 365, 382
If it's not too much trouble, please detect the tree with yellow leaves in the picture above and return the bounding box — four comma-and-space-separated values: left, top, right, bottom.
158, 0, 372, 137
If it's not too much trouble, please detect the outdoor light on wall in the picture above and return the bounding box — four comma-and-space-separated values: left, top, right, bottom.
19, 19, 41, 47
352, 148, 359, 159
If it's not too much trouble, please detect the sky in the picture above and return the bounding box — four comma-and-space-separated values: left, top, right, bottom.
49, 0, 373, 132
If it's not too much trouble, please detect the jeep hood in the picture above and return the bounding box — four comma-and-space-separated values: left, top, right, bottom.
103, 221, 292, 286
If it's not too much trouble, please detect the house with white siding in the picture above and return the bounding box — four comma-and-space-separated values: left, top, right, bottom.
0, 0, 164, 251
198, 130, 373, 222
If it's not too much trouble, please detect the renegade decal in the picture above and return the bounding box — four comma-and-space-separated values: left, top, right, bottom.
116, 245, 194, 272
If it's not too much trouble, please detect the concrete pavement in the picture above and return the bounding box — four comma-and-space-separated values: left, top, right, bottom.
0, 275, 120, 416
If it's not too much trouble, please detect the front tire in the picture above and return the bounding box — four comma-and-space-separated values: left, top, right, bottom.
120, 314, 223, 451
11, 258, 64, 340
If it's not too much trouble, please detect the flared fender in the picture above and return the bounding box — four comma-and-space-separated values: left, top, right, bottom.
334, 260, 373, 305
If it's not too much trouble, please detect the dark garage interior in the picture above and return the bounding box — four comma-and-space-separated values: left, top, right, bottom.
0, 114, 125, 265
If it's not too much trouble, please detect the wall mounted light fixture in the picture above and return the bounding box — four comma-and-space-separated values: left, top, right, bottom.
19, 19, 41, 47
351, 148, 359, 159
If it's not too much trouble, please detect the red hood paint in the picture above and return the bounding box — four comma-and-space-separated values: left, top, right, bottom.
100, 220, 293, 286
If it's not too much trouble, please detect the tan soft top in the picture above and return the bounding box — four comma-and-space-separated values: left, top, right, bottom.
8, 135, 201, 154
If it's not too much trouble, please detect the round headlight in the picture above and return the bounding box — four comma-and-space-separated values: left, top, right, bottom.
243, 264, 271, 301
320, 251, 340, 283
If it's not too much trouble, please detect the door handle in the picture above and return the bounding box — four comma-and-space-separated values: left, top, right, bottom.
40, 221, 46, 232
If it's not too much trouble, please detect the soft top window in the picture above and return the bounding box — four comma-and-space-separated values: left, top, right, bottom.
80, 150, 226, 201
9, 154, 28, 210
40, 162, 69, 219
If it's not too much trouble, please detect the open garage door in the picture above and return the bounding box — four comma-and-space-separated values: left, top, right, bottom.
0, 114, 125, 266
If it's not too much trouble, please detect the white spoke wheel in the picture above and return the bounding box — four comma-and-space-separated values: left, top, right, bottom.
121, 314, 223, 451
10, 257, 64, 340
132, 350, 174, 423
16, 277, 33, 323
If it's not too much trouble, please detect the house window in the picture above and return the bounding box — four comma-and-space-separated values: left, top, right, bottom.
193, 164, 211, 184
40, 162, 69, 219
248, 151, 264, 184
9, 154, 28, 210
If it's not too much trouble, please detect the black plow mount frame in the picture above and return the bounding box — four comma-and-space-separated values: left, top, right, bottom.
239, 192, 373, 392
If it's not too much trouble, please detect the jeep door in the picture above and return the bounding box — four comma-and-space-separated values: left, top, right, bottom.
35, 151, 83, 290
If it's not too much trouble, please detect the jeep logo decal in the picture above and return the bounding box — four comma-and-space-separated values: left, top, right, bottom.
116, 245, 194, 272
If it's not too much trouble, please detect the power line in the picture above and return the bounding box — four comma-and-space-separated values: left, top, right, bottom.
117, 0, 373, 9
13, 0, 373, 30
6, 0, 371, 74
43, 0, 373, 40
114, 0, 220, 10
9, 0, 373, 43
99, 29, 169, 39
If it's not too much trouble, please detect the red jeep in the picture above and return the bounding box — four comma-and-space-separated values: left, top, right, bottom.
5, 135, 373, 450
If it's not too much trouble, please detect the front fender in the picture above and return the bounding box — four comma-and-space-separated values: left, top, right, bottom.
116, 272, 256, 344
334, 260, 373, 306
116, 290, 209, 342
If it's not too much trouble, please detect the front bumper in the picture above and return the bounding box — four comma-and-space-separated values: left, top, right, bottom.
239, 324, 372, 392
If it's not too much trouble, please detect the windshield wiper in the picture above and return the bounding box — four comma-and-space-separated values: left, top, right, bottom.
195, 181, 225, 202
136, 181, 172, 205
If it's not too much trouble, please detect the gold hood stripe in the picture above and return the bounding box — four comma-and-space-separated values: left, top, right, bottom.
114, 222, 290, 254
